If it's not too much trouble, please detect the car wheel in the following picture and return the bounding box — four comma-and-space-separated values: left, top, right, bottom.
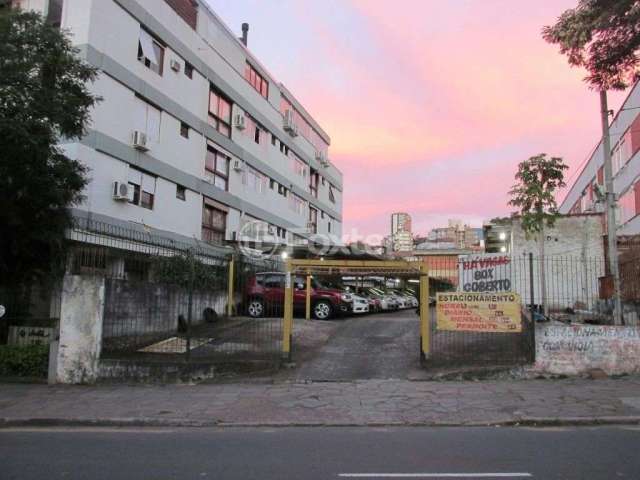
247, 298, 265, 318
313, 300, 334, 320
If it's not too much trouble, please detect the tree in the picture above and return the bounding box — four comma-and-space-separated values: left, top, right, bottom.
542, 0, 640, 90
508, 154, 569, 315
0, 9, 100, 287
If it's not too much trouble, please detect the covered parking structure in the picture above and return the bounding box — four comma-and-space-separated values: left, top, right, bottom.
281, 259, 430, 362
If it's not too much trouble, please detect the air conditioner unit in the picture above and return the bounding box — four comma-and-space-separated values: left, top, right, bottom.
267, 225, 275, 235
112, 181, 131, 201
170, 59, 181, 72
315, 151, 330, 167
232, 159, 244, 172
234, 113, 246, 130
306, 222, 316, 231
283, 110, 298, 137
132, 130, 148, 151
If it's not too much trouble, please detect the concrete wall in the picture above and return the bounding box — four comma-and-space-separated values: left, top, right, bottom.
54, 275, 105, 384
510, 215, 606, 310
101, 278, 226, 352
535, 323, 640, 376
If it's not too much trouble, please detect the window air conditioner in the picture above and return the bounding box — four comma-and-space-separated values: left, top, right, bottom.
170, 59, 181, 72
306, 222, 316, 231
234, 113, 246, 130
232, 159, 244, 172
112, 181, 131, 201
283, 110, 298, 137
132, 130, 148, 151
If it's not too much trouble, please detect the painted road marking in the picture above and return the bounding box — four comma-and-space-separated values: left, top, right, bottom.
338, 474, 532, 478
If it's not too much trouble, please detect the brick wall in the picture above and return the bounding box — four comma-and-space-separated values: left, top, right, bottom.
164, 0, 198, 30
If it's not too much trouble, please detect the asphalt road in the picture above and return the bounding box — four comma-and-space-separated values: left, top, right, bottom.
293, 309, 421, 381
2, 426, 640, 479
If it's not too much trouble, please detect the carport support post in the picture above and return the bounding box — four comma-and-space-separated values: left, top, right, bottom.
282, 263, 294, 362
419, 263, 430, 362
227, 256, 235, 317
305, 275, 311, 321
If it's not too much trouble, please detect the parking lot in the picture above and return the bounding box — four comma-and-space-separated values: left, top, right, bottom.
287, 308, 421, 382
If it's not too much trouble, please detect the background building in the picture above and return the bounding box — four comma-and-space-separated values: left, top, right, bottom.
559, 80, 640, 236
10, 0, 343, 253
422, 219, 483, 251
391, 212, 412, 235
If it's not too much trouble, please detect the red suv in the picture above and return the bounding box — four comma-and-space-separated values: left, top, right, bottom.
244, 272, 353, 320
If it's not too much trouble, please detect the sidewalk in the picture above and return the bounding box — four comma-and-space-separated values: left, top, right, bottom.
2, 377, 640, 427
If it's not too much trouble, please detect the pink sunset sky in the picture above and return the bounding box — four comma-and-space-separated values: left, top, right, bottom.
207, 0, 628, 239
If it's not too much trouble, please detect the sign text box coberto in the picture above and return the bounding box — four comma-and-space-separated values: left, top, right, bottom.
436, 292, 522, 333
459, 253, 512, 293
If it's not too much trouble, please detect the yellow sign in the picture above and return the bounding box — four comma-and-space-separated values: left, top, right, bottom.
436, 292, 522, 333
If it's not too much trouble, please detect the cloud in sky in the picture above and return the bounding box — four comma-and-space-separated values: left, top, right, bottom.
207, 0, 628, 238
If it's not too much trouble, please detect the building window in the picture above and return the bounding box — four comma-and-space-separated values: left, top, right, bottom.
289, 193, 305, 215
291, 155, 307, 178
244, 62, 268, 98
134, 96, 161, 144
176, 185, 186, 200
46, 0, 63, 27
254, 124, 261, 144
164, 0, 198, 30
244, 165, 267, 194
278, 184, 288, 197
137, 27, 164, 75
270, 179, 276, 190
271, 134, 277, 146
208, 88, 232, 137
205, 143, 230, 190
329, 184, 336, 204
180, 122, 189, 138
184, 61, 194, 79
321, 177, 326, 186
202, 199, 227, 244
309, 169, 319, 198
619, 182, 639, 224
308, 207, 318, 234
328, 221, 332, 233
127, 167, 156, 210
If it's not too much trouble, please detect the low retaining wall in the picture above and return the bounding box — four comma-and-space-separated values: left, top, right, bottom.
535, 323, 640, 376
98, 359, 218, 383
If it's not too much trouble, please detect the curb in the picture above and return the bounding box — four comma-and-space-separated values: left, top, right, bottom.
2, 416, 640, 429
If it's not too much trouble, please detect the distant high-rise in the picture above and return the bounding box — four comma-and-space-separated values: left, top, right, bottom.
391, 212, 412, 235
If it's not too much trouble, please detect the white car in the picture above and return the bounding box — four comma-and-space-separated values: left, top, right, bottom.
351, 295, 370, 314
367, 288, 398, 311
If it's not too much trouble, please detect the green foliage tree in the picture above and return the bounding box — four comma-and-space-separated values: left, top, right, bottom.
0, 9, 100, 286
509, 154, 569, 314
542, 0, 640, 90
508, 154, 569, 234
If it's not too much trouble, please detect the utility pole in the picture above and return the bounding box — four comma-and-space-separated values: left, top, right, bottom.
599, 90, 623, 325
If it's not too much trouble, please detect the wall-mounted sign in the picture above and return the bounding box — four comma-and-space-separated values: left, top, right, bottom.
436, 292, 522, 333
459, 253, 512, 293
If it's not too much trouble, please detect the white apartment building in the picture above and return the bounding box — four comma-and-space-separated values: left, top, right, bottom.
559, 81, 640, 236
9, 0, 343, 251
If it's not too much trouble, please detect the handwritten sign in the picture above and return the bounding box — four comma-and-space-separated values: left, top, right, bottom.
436, 292, 522, 333
459, 253, 512, 293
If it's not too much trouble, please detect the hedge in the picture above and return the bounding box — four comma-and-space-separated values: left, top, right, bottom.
0, 344, 49, 378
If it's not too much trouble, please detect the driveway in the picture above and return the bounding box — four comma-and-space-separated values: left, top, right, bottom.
289, 309, 421, 381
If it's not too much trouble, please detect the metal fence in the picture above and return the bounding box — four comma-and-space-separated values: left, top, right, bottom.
64, 217, 287, 362
423, 252, 638, 367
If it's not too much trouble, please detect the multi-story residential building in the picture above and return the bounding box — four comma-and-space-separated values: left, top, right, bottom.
9, 0, 343, 251
426, 220, 483, 251
391, 212, 412, 236
559, 81, 640, 236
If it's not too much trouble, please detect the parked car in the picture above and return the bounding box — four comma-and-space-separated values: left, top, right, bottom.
367, 288, 399, 311
354, 288, 382, 313
244, 272, 353, 320
400, 289, 419, 308
351, 294, 370, 314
